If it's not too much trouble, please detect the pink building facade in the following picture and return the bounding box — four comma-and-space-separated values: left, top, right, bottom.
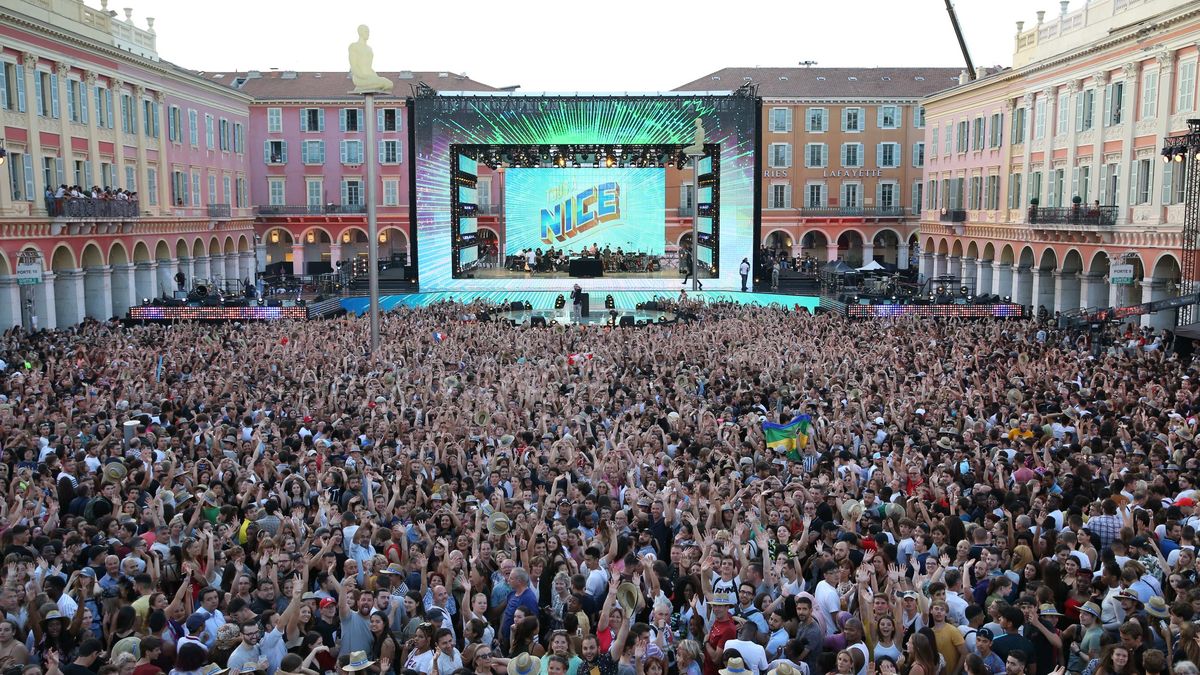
0, 0, 256, 329
920, 0, 1199, 330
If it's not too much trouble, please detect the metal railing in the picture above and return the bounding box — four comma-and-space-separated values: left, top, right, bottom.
257, 204, 368, 215
52, 198, 140, 218
1027, 205, 1118, 226
207, 203, 231, 218
939, 209, 968, 222
799, 206, 907, 217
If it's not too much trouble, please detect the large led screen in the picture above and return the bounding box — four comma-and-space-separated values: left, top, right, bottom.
504, 168, 665, 257
413, 94, 757, 291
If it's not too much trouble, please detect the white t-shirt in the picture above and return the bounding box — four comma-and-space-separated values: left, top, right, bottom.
724, 639, 769, 675
814, 580, 840, 636
405, 649, 435, 675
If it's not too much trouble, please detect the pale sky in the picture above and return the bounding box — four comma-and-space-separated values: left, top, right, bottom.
129, 0, 1064, 91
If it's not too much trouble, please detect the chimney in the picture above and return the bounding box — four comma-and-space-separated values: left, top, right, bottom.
959, 70, 970, 85
1060, 1, 1069, 15
1016, 20, 1025, 32
1036, 10, 1045, 24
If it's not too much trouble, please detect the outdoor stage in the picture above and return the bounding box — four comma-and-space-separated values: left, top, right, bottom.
340, 290, 820, 314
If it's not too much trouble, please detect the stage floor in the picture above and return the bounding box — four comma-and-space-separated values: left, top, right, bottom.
340, 290, 819, 314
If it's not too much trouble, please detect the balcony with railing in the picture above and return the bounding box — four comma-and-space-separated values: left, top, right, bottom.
939, 209, 968, 223
257, 204, 369, 216
799, 206, 908, 218
208, 203, 232, 218
1027, 205, 1118, 227
51, 198, 141, 219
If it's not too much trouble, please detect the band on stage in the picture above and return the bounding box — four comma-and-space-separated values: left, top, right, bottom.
506, 243, 663, 274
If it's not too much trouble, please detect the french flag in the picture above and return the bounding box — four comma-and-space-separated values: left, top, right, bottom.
433, 331, 445, 343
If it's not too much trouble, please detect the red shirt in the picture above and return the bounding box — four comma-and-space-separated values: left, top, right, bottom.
703, 616, 737, 675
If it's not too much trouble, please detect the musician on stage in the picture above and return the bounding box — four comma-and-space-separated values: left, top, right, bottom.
570, 283, 583, 318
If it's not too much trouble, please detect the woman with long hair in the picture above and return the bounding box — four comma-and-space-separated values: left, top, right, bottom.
904, 634, 938, 675
540, 630, 582, 675
676, 640, 703, 675
1092, 645, 1135, 675
368, 612, 397, 675
510, 615, 544, 658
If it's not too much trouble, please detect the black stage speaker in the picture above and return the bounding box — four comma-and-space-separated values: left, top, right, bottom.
530, 316, 547, 327
579, 293, 590, 317
618, 315, 635, 327
644, 301, 659, 311
511, 301, 525, 312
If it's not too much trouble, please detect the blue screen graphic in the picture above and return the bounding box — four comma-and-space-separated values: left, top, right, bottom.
504, 169, 665, 256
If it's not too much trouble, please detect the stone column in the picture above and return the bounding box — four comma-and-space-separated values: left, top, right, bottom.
134, 260, 158, 302
82, 265, 112, 320
897, 242, 910, 270
54, 268, 85, 327
0, 277, 19, 331
192, 255, 209, 282
176, 257, 192, 291
239, 251, 256, 283
292, 243, 306, 274
1148, 53, 1175, 223
110, 263, 135, 319
31, 272, 56, 330
962, 257, 977, 291
21, 55, 47, 214
1010, 265, 1024, 306
1079, 272, 1105, 310
948, 255, 962, 279
921, 252, 935, 280
1033, 269, 1055, 312
825, 242, 839, 263
861, 242, 875, 265
977, 259, 993, 295
330, 242, 343, 268
208, 254, 225, 285
155, 258, 176, 299
1091, 71, 1108, 208
224, 253, 238, 282
1052, 270, 1080, 315
1117, 63, 1137, 223
256, 242, 267, 272
111, 79, 127, 202
995, 263, 1011, 299
934, 254, 948, 277
1142, 277, 1170, 329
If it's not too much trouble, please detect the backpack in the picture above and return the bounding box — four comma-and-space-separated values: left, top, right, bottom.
83, 497, 101, 522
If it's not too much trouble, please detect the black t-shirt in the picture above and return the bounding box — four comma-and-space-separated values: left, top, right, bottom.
62, 663, 96, 675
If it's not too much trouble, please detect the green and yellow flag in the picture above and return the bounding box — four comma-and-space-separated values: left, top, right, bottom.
764, 414, 812, 461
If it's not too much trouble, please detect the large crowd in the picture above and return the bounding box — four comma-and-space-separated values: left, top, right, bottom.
0, 303, 1192, 675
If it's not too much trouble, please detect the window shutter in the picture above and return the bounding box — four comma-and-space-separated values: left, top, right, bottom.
841, 108, 849, 132
876, 106, 884, 128
1071, 167, 1079, 201
301, 142, 310, 165
340, 180, 349, 205
264, 141, 271, 164
784, 144, 792, 168
0, 66, 7, 110
49, 72, 59, 118
317, 109, 325, 131
66, 81, 75, 121
786, 108, 793, 132
84, 162, 92, 188
1103, 85, 1113, 126
858, 143, 865, 167
22, 154, 33, 199
379, 140, 386, 164
340, 140, 348, 164
300, 109, 309, 132
876, 143, 884, 168
105, 89, 113, 128
876, 182, 883, 210
804, 110, 812, 132
841, 144, 849, 166
996, 112, 1003, 146
1162, 161, 1174, 204
153, 105, 160, 138
339, 108, 347, 132
821, 144, 828, 167
55, 157, 64, 185
14, 66, 25, 113
34, 72, 43, 116
280, 141, 287, 164
318, 141, 325, 164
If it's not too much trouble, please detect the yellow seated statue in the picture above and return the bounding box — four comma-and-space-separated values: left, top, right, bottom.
348, 25, 392, 94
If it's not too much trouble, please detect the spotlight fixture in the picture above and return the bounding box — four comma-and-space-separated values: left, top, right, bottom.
142, 298, 150, 306
1163, 146, 1174, 163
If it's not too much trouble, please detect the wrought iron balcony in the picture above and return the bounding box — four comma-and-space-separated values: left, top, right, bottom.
257, 204, 368, 215
939, 209, 968, 222
798, 206, 907, 218
1027, 205, 1117, 227
52, 198, 140, 219
207, 203, 231, 218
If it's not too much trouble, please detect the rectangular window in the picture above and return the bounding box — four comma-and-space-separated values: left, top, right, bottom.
340, 140, 364, 165
301, 108, 324, 132
805, 108, 827, 133
912, 181, 923, 213
1104, 82, 1124, 126
146, 167, 157, 206
926, 180, 938, 210
342, 179, 363, 206
842, 143, 863, 167
380, 108, 400, 132
267, 107, 282, 133
986, 175, 1001, 210
237, 177, 247, 208
266, 140, 287, 164
878, 105, 899, 129
769, 183, 789, 209
100, 162, 113, 188
167, 105, 179, 142
1179, 61, 1197, 113
877, 142, 899, 168
916, 106, 926, 128
1034, 98, 1047, 140
807, 183, 825, 208
208, 173, 217, 204
383, 178, 400, 206
1056, 92, 1069, 136
769, 143, 792, 168
878, 182, 896, 210
957, 120, 969, 152
306, 179, 322, 206
968, 176, 982, 210
1008, 173, 1022, 209
769, 108, 792, 133
67, 80, 80, 122
912, 142, 925, 167
1141, 70, 1159, 119
191, 171, 201, 207
477, 177, 491, 209
73, 160, 84, 187
842, 107, 864, 132
234, 123, 244, 154
0, 62, 18, 111
301, 140, 325, 165
268, 179, 285, 206
1051, 168, 1064, 207
841, 182, 861, 208
143, 99, 158, 138
1076, 89, 1095, 132
379, 139, 402, 164
218, 118, 230, 151
340, 108, 362, 132
205, 114, 214, 148
973, 116, 985, 150
7, 152, 26, 200
1029, 171, 1043, 203
1079, 165, 1091, 203
989, 112, 1003, 147
1011, 106, 1026, 145
804, 143, 826, 168
125, 165, 135, 192
944, 122, 953, 155
1134, 158, 1152, 204
931, 128, 939, 157
223, 175, 232, 204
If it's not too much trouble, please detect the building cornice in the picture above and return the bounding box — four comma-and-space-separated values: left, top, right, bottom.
761, 97, 924, 105
923, 4, 1200, 106
0, 8, 255, 104
245, 97, 409, 106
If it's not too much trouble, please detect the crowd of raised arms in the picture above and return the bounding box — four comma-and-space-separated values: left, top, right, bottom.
0, 302, 1193, 675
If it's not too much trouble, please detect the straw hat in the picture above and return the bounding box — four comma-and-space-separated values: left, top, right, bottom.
616, 581, 643, 616
103, 461, 128, 484
380, 563, 406, 576
508, 654, 539, 675
342, 652, 376, 672
1079, 601, 1102, 618
709, 591, 736, 606
883, 503, 905, 520
198, 666, 228, 675
768, 665, 802, 675
839, 499, 865, 523
1038, 603, 1063, 618
720, 658, 751, 675
936, 437, 955, 450
487, 511, 512, 536
1147, 596, 1169, 618
499, 434, 515, 447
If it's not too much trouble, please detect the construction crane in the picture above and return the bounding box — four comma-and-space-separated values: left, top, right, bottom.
944, 0, 977, 81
